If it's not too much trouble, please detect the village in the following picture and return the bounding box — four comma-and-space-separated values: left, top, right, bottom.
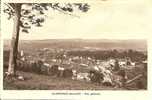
4, 46, 147, 90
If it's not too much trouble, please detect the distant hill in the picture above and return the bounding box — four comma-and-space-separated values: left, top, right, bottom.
4, 39, 147, 52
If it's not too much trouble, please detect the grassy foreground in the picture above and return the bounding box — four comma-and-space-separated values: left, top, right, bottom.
3, 71, 124, 90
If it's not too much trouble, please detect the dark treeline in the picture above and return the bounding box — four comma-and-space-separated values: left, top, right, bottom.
67, 49, 147, 62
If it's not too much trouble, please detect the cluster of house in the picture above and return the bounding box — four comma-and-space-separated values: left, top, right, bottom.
16, 50, 147, 88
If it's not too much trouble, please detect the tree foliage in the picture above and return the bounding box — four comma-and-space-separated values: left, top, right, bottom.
4, 3, 90, 33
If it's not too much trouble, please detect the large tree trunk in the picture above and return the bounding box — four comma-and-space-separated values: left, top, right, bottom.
7, 4, 21, 76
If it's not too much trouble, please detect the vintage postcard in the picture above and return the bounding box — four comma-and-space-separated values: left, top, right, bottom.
0, 0, 152, 100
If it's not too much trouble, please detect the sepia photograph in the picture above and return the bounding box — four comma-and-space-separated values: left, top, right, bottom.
1, 0, 152, 100
1, 2, 148, 90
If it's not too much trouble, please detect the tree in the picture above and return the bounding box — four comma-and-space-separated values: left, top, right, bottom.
113, 59, 120, 71
4, 3, 90, 77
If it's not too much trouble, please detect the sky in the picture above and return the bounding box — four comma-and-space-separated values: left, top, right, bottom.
1, 0, 152, 40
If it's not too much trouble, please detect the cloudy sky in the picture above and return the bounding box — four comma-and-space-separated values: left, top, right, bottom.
2, 0, 152, 40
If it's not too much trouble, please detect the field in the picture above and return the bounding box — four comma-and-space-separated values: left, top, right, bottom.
3, 39, 147, 90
